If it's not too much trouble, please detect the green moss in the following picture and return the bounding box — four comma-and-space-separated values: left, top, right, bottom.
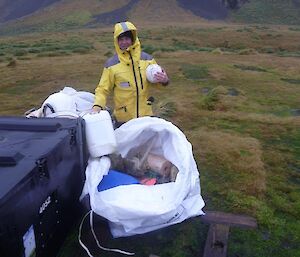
289, 27, 300, 31
198, 47, 214, 52
156, 101, 177, 118
198, 90, 219, 110
142, 44, 157, 54
198, 86, 227, 111
13, 49, 28, 56
159, 46, 176, 52
36, 51, 70, 57
281, 78, 300, 84
104, 50, 113, 57
71, 47, 90, 54
277, 51, 300, 57
0, 38, 93, 58
182, 64, 209, 81
173, 40, 199, 51
233, 64, 268, 72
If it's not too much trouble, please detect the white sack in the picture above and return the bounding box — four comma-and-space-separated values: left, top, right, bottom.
81, 117, 205, 237
26, 87, 94, 118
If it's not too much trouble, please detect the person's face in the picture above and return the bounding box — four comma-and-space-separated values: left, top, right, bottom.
118, 36, 133, 50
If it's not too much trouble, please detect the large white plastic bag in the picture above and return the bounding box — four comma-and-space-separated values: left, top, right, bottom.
26, 87, 94, 118
81, 117, 205, 237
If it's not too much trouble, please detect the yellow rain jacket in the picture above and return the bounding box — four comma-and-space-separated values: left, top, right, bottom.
94, 21, 158, 122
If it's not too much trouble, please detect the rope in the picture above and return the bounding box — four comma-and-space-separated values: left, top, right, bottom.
78, 210, 135, 256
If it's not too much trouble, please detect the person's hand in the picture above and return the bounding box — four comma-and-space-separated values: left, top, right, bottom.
91, 106, 102, 113
154, 69, 169, 85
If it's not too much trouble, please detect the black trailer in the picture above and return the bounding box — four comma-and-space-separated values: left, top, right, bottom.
0, 117, 88, 257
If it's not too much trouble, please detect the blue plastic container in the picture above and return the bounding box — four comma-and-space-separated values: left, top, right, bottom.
97, 169, 140, 192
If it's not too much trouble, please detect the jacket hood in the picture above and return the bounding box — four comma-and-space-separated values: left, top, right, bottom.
114, 21, 141, 62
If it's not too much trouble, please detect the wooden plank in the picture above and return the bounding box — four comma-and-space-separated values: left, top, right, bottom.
203, 224, 230, 257
200, 211, 257, 229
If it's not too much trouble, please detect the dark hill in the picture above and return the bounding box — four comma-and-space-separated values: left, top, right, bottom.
0, 0, 60, 22
0, 0, 241, 25
0, 0, 230, 25
93, 0, 233, 24
176, 0, 228, 19
91, 0, 140, 26
0, 0, 300, 36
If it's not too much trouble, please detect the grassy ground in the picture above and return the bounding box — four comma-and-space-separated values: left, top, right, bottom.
230, 0, 300, 25
0, 23, 300, 257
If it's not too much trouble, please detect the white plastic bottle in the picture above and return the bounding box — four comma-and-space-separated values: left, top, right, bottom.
83, 111, 117, 157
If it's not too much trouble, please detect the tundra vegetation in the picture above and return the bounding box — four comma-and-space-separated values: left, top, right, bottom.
0, 22, 299, 257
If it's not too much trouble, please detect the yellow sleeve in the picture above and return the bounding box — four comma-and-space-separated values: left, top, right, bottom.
94, 67, 114, 108
150, 58, 157, 65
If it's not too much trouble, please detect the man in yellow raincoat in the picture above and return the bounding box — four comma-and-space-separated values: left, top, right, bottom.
92, 21, 169, 125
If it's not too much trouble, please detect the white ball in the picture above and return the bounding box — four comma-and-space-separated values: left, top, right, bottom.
146, 64, 162, 83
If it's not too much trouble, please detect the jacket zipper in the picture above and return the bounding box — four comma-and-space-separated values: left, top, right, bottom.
139, 67, 144, 90
129, 51, 139, 118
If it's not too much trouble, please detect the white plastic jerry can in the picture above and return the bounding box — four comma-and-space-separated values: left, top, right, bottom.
83, 111, 117, 157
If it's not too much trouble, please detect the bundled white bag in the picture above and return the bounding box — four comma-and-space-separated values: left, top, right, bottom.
26, 87, 94, 118
81, 117, 205, 237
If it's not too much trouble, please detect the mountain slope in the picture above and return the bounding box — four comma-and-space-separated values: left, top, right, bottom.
127, 0, 203, 23
0, 0, 300, 35
0, 0, 204, 35
177, 0, 228, 19
230, 0, 300, 25
0, 0, 131, 34
0, 0, 227, 25
0, 0, 60, 22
